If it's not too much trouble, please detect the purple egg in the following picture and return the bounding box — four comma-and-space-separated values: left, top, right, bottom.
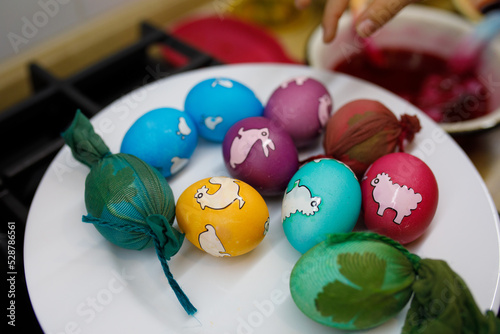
264, 76, 333, 148
222, 117, 299, 196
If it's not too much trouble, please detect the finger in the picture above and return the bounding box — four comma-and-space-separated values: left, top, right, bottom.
355, 0, 415, 37
295, 0, 312, 10
322, 0, 350, 43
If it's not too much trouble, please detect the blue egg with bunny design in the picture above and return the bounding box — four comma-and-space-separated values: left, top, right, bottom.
120, 107, 198, 177
184, 77, 264, 142
282, 158, 362, 254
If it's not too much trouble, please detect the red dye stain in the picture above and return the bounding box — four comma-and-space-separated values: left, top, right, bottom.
334, 48, 490, 123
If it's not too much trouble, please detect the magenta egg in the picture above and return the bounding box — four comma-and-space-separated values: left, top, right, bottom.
222, 117, 299, 196
360, 152, 439, 244
264, 76, 333, 147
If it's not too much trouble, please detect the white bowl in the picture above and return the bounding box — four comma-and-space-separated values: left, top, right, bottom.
307, 5, 500, 134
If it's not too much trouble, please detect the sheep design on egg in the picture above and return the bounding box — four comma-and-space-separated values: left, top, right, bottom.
371, 172, 423, 224
361, 152, 438, 245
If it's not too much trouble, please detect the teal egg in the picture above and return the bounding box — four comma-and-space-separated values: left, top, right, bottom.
290, 238, 415, 330
282, 158, 361, 253
120, 108, 198, 177
184, 77, 264, 142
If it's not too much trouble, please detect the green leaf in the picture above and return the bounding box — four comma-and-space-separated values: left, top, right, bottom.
315, 252, 401, 329
338, 252, 386, 289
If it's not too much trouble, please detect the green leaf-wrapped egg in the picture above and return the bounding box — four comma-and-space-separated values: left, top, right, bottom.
62, 110, 196, 315
290, 233, 417, 330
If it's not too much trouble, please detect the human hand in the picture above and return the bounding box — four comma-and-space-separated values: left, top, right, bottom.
295, 0, 416, 42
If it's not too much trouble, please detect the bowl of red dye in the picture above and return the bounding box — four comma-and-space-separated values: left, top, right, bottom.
307, 5, 500, 134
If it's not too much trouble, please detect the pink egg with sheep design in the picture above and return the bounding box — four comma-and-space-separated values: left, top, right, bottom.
264, 76, 333, 148
222, 116, 299, 196
361, 152, 439, 245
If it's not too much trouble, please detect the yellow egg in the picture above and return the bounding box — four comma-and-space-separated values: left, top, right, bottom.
176, 176, 269, 257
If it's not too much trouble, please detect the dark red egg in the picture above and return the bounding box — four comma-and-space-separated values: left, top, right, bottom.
361, 152, 438, 244
222, 116, 299, 196
323, 99, 420, 179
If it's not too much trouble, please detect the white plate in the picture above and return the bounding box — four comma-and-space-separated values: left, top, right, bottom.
24, 64, 500, 334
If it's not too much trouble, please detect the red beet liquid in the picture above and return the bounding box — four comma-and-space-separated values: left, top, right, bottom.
334, 48, 490, 123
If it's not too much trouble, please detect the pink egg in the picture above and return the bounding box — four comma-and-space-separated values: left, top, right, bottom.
264, 76, 333, 147
360, 152, 438, 244
222, 116, 299, 196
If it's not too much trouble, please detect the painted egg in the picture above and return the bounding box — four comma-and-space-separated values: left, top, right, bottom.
184, 77, 264, 142
290, 237, 415, 330
282, 158, 361, 253
264, 76, 333, 147
222, 116, 299, 197
176, 176, 270, 257
361, 152, 439, 244
120, 107, 198, 177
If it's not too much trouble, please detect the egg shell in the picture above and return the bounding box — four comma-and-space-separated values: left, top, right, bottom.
290, 238, 415, 330
264, 76, 333, 147
282, 159, 361, 253
120, 107, 198, 177
184, 77, 264, 142
323, 99, 401, 178
222, 116, 299, 196
361, 152, 439, 244
176, 176, 269, 257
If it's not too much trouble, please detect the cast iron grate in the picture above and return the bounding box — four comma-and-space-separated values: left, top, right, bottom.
0, 21, 221, 332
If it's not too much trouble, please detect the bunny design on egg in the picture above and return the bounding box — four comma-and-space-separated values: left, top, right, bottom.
176, 117, 192, 139
229, 127, 276, 168
184, 77, 263, 142
120, 108, 198, 178
318, 94, 333, 127
280, 76, 311, 88
204, 116, 223, 130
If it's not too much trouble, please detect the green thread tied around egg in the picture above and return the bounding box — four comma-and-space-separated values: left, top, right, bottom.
62, 110, 196, 315
290, 232, 500, 333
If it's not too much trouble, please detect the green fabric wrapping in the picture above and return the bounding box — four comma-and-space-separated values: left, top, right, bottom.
62, 110, 111, 168
403, 259, 500, 334
313, 232, 500, 333
62, 110, 196, 315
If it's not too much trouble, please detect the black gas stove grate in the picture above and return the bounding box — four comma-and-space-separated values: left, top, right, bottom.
0, 22, 221, 332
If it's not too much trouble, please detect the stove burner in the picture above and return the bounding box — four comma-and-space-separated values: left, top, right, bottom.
0, 22, 221, 332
